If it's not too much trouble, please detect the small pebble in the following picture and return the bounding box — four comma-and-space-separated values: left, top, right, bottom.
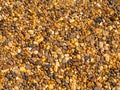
33, 50, 38, 54
112, 0, 118, 3
28, 30, 34, 34
94, 17, 103, 23
25, 64, 32, 70
117, 6, 120, 11
96, 82, 102, 88
94, 87, 100, 90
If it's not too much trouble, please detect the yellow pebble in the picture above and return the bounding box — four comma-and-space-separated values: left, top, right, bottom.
49, 84, 54, 89
20, 67, 26, 72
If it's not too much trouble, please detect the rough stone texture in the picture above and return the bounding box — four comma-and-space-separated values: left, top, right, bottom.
0, 0, 120, 90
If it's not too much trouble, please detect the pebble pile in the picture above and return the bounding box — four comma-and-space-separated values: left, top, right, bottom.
0, 0, 120, 90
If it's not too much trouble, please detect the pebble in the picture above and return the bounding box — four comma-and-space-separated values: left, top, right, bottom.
14, 86, 19, 90
94, 17, 103, 23
17, 49, 21, 53
104, 54, 110, 62
20, 67, 26, 72
112, 0, 118, 3
99, 42, 103, 48
49, 84, 54, 89
25, 64, 32, 70
35, 35, 44, 43
117, 6, 120, 11
33, 50, 38, 54
84, 55, 90, 61
0, 7, 2, 11
94, 87, 100, 90
25, 33, 30, 40
28, 30, 34, 34
96, 82, 102, 88
116, 86, 120, 90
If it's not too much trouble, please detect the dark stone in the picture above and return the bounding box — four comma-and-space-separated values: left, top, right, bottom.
29, 59, 35, 65
35, 26, 38, 29
22, 74, 28, 80
11, 23, 17, 30
67, 59, 74, 66
106, 39, 111, 44
5, 73, 11, 81
94, 42, 99, 47
10, 71, 16, 78
110, 82, 116, 88
16, 53, 23, 58
84, 55, 90, 61
2, 40, 8, 46
52, 73, 56, 79
110, 68, 115, 75
28, 43, 33, 48
13, 5, 18, 10
64, 82, 69, 88
45, 64, 52, 69
46, 70, 51, 76
109, 17, 115, 22
73, 48, 79, 55
98, 61, 102, 66
94, 17, 103, 23
37, 11, 41, 17
31, 82, 37, 86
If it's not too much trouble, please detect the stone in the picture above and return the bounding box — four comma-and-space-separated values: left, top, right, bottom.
94, 17, 103, 23
28, 30, 34, 34
96, 82, 102, 88
94, 87, 100, 90
25, 64, 32, 70
33, 50, 38, 54
117, 6, 120, 11
112, 0, 118, 3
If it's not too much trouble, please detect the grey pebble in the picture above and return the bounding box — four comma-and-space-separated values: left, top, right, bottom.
117, 6, 120, 11
94, 87, 100, 90
25, 64, 32, 70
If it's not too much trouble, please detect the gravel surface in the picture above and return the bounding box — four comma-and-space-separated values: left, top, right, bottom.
0, 0, 120, 90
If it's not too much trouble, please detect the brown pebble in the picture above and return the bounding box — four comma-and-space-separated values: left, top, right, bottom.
96, 82, 102, 88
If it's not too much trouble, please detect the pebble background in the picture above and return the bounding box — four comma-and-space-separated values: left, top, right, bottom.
0, 0, 120, 90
